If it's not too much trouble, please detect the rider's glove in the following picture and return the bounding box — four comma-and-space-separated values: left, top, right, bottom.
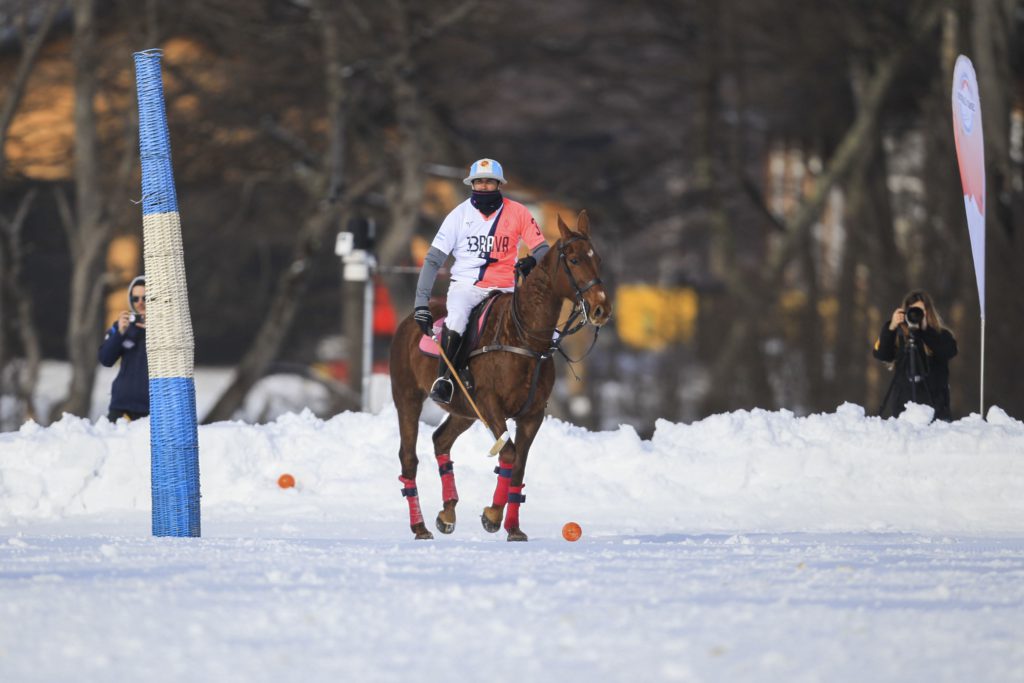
413, 306, 433, 336
515, 255, 537, 278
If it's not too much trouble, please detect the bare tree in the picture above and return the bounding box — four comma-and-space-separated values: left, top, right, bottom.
700, 1, 946, 415
0, 0, 62, 178
0, 188, 42, 427
51, 0, 110, 420
202, 0, 365, 423
0, 1, 61, 425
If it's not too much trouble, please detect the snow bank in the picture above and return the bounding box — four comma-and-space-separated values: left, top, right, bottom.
1, 402, 1023, 534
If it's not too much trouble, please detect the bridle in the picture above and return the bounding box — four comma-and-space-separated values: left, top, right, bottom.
509, 234, 603, 362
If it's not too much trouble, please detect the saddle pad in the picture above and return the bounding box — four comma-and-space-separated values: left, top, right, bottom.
417, 319, 445, 356
417, 295, 499, 359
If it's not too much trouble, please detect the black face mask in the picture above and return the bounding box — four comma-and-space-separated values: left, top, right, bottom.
471, 190, 503, 216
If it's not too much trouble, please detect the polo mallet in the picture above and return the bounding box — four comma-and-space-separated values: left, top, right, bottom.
433, 334, 508, 456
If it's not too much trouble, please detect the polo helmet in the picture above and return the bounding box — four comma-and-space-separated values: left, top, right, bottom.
463, 158, 507, 186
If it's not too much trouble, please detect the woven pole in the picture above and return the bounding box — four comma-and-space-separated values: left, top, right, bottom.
134, 49, 201, 537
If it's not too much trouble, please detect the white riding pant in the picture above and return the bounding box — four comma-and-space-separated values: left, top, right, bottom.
445, 280, 512, 335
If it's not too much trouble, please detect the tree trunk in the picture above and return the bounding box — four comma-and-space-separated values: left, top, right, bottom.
0, 189, 43, 427
202, 1, 359, 423
53, 0, 109, 421
376, 1, 426, 271
700, 3, 943, 416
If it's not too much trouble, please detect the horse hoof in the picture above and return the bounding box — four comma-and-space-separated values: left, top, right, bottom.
436, 511, 456, 535
506, 527, 528, 542
411, 522, 434, 540
481, 506, 502, 533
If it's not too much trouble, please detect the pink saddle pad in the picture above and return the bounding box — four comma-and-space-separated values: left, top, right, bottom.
416, 295, 499, 358
417, 318, 446, 356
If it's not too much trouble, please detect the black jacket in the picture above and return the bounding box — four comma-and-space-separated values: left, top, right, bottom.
98, 321, 149, 416
873, 322, 957, 420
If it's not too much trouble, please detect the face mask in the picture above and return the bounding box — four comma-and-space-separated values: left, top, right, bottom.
471, 190, 503, 215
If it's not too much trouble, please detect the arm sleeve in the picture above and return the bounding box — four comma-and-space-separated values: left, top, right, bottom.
872, 323, 897, 362
530, 242, 550, 261
521, 211, 547, 251
414, 246, 448, 309
98, 324, 123, 367
920, 327, 958, 361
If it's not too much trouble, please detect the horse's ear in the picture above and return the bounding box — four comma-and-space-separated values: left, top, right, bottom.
576, 210, 590, 236
557, 214, 572, 240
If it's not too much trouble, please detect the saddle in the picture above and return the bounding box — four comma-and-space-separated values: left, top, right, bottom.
417, 291, 502, 375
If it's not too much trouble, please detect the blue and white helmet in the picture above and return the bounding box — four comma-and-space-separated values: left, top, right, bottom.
463, 158, 507, 186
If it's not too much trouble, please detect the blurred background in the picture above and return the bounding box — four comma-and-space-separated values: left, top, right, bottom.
0, 0, 1022, 435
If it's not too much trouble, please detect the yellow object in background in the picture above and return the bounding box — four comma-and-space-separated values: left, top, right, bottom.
615, 285, 698, 350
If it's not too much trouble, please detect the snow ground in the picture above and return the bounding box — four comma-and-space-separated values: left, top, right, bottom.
1, 402, 1023, 682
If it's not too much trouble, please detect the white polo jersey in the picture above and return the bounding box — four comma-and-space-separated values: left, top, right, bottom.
431, 198, 547, 288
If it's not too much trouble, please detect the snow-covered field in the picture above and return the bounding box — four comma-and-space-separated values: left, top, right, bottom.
1, 401, 1023, 682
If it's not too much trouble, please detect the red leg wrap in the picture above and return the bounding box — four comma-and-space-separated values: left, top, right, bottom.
504, 484, 525, 530
398, 476, 423, 526
491, 461, 513, 507
435, 454, 459, 503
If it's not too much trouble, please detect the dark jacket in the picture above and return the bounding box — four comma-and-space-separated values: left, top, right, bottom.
98, 321, 149, 416
873, 322, 957, 420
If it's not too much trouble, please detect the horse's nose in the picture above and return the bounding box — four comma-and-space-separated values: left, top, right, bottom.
591, 304, 610, 326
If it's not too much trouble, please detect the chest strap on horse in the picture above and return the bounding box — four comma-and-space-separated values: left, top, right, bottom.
469, 344, 553, 419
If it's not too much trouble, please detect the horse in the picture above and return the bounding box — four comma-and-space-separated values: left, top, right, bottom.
389, 210, 612, 541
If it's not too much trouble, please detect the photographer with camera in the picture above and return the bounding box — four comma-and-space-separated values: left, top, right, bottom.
98, 275, 149, 422
873, 290, 958, 420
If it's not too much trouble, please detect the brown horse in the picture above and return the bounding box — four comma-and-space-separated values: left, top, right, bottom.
389, 210, 612, 541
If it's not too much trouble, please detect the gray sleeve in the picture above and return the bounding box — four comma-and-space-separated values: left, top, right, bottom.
414, 246, 448, 309
531, 242, 551, 261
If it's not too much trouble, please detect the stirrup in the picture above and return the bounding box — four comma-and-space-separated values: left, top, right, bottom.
429, 376, 454, 404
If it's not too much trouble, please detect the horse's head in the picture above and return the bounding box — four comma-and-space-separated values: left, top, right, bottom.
553, 210, 612, 327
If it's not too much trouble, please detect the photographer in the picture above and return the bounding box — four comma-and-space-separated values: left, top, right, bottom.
873, 290, 957, 420
98, 276, 149, 421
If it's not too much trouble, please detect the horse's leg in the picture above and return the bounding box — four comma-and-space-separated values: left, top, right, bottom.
431, 414, 474, 534
393, 359, 433, 540
398, 413, 433, 540
481, 436, 516, 534
502, 412, 543, 542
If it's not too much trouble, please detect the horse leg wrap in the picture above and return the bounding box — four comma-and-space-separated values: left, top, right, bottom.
504, 485, 525, 530
491, 462, 513, 507
399, 476, 424, 526
435, 454, 459, 503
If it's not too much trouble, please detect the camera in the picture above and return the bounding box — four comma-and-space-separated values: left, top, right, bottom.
905, 307, 924, 329
129, 313, 144, 326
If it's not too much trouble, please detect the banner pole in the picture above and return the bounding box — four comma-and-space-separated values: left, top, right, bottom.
980, 317, 985, 416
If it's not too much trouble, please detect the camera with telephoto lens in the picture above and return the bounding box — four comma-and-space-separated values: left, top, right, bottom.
905, 307, 924, 329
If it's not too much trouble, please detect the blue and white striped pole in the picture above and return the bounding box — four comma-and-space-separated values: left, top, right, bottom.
134, 49, 201, 537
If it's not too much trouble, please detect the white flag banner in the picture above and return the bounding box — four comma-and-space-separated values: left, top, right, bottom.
951, 55, 986, 318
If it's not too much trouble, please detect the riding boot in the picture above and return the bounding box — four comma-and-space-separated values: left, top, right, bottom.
429, 327, 462, 404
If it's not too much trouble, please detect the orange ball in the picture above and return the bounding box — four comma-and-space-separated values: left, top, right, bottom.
562, 522, 582, 542
277, 473, 295, 489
